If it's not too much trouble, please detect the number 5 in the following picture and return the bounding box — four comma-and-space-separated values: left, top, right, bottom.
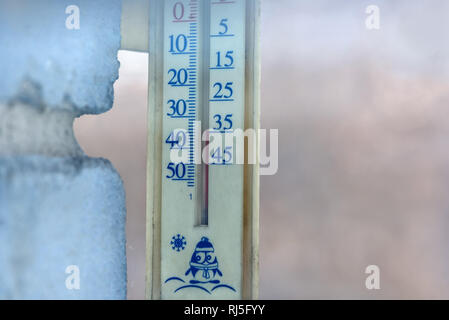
219, 18, 228, 35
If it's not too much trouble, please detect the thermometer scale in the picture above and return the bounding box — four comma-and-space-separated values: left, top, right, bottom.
124, 0, 261, 299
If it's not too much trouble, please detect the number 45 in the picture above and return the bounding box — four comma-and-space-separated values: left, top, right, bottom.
211, 146, 233, 164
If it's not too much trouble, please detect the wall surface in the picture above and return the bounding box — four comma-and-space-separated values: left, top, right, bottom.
0, 0, 127, 299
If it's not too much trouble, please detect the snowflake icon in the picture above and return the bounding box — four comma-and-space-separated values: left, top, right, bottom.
171, 234, 187, 252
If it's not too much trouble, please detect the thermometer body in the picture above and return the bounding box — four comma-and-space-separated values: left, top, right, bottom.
146, 0, 260, 299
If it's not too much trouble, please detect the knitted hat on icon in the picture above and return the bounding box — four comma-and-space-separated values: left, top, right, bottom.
195, 237, 214, 252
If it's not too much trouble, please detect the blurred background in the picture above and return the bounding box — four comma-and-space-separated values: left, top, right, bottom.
74, 0, 449, 299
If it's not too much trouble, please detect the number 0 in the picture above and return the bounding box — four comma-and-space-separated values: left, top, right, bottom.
173, 2, 184, 20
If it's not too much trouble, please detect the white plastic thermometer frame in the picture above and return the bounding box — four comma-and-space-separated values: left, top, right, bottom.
145, 0, 260, 299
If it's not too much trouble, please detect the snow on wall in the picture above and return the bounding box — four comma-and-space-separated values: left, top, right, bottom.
0, 0, 127, 299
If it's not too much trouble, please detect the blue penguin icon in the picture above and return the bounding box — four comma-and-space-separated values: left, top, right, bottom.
185, 237, 223, 284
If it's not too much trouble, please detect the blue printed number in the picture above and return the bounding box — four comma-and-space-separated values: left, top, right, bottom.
213, 82, 233, 99
219, 18, 228, 35
216, 51, 234, 68
213, 114, 233, 130
167, 99, 187, 116
211, 146, 233, 164
166, 131, 186, 149
166, 162, 186, 179
168, 68, 188, 85
169, 34, 187, 53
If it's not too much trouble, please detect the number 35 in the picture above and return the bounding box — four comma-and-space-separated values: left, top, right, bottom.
213, 114, 233, 130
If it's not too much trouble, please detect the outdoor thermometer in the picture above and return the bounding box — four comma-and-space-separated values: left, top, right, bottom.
121, 0, 261, 299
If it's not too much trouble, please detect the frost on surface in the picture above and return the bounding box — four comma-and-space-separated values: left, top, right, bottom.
0, 0, 127, 299
0, 0, 122, 115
